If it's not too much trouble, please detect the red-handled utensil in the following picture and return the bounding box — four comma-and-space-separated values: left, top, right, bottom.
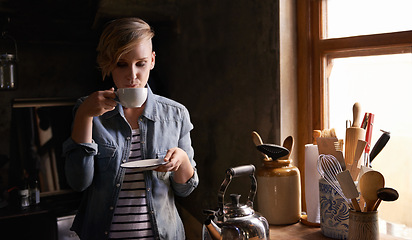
364, 113, 374, 167
364, 113, 374, 152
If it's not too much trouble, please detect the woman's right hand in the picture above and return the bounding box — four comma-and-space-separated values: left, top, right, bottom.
71, 88, 117, 144
77, 88, 117, 118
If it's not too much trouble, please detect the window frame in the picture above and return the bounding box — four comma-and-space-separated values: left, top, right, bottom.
296, 0, 412, 211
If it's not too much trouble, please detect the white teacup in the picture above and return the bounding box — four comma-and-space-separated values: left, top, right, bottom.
116, 88, 148, 108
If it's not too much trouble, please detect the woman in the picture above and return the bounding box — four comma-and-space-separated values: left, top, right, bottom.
63, 18, 199, 240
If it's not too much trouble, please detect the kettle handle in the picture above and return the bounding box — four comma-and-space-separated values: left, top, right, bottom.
227, 164, 256, 177
217, 164, 257, 219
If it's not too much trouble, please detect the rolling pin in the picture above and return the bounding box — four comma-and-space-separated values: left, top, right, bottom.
345, 102, 366, 166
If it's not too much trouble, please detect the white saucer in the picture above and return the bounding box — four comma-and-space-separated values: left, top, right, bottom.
121, 159, 167, 170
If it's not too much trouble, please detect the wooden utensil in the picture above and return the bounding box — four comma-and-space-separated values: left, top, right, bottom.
279, 136, 293, 160
321, 128, 336, 138
252, 131, 271, 161
348, 139, 367, 181
345, 102, 366, 166
313, 130, 321, 145
337, 170, 361, 211
334, 139, 344, 152
359, 170, 385, 212
357, 165, 374, 210
317, 137, 345, 170
372, 187, 399, 211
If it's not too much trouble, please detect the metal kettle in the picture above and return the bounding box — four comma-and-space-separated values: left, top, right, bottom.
203, 165, 269, 240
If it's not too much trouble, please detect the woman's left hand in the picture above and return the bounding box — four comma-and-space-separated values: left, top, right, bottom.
156, 147, 194, 183
156, 147, 188, 172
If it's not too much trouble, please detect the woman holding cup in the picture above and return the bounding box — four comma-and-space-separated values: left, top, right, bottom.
63, 18, 198, 240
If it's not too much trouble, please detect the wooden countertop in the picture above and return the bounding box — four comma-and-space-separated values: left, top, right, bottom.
269, 222, 402, 239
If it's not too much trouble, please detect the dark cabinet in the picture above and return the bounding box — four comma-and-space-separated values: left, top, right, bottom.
1, 98, 81, 240
0, 191, 81, 240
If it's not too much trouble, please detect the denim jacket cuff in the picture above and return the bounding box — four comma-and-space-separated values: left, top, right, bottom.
63, 137, 98, 156
171, 168, 199, 197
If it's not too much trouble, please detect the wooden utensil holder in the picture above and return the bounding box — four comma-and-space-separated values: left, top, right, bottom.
348, 210, 379, 240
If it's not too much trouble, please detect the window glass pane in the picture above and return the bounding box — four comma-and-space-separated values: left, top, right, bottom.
328, 54, 412, 238
326, 0, 412, 39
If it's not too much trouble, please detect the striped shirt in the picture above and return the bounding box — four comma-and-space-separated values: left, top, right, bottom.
109, 129, 154, 239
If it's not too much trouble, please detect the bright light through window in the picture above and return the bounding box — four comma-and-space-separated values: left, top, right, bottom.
329, 54, 412, 237
326, 0, 412, 38
319, 0, 412, 237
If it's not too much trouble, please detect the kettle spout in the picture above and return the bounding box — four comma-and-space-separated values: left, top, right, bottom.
204, 218, 221, 240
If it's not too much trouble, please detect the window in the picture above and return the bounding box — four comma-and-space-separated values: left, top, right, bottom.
297, 0, 412, 238
326, 0, 412, 39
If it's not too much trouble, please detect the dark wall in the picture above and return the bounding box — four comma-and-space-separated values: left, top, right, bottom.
169, 1, 280, 221
0, 0, 280, 222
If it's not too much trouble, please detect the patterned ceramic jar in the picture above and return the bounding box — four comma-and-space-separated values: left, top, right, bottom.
319, 178, 350, 239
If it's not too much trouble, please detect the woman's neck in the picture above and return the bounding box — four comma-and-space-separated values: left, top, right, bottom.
123, 106, 144, 129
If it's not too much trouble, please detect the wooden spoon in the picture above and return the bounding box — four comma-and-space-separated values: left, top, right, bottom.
252, 131, 271, 161
359, 170, 385, 212
279, 136, 293, 160
372, 187, 399, 211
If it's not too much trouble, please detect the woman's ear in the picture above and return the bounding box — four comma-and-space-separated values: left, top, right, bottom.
150, 51, 156, 70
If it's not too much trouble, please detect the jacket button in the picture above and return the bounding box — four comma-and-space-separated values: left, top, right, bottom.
147, 188, 150, 192
126, 136, 131, 140
109, 206, 114, 210
116, 183, 120, 187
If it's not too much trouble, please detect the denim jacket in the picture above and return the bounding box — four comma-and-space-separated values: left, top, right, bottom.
63, 87, 199, 240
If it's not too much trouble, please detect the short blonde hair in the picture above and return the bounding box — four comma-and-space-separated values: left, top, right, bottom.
96, 18, 155, 79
